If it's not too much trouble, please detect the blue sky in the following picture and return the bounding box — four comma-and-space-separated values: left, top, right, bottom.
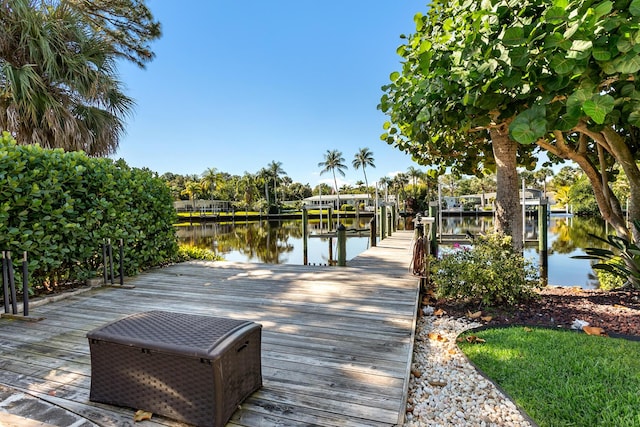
113, 1, 427, 187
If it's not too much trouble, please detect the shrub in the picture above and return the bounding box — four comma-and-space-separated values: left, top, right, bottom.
0, 132, 179, 289
596, 262, 626, 291
178, 245, 223, 261
431, 233, 541, 306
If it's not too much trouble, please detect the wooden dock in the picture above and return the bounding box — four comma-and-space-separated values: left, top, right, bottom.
0, 231, 420, 426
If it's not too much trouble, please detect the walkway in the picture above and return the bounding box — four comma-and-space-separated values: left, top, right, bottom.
0, 231, 420, 426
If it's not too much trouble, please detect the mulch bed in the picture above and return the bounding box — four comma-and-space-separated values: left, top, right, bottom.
432, 286, 640, 337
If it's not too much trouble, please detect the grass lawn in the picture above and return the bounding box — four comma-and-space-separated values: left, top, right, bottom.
458, 327, 640, 427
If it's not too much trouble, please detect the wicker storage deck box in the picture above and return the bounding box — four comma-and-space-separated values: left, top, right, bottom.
87, 310, 262, 427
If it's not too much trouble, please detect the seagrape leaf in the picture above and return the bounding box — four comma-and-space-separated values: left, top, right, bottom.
631, 0, 640, 16
550, 54, 574, 75
545, 6, 566, 23
510, 106, 547, 144
568, 40, 592, 60
567, 89, 592, 116
503, 26, 525, 46
614, 52, 640, 73
556, 113, 580, 131
582, 95, 614, 124
593, 1, 613, 18
592, 47, 611, 61
628, 111, 640, 127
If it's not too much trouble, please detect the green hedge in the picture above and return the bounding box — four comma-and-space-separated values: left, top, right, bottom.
0, 132, 178, 288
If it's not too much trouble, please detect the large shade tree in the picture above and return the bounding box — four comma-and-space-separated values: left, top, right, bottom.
381, 0, 640, 246
380, 0, 542, 249
0, 0, 160, 156
501, 0, 640, 240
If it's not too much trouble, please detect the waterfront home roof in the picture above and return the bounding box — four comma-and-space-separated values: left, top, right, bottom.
303, 194, 373, 202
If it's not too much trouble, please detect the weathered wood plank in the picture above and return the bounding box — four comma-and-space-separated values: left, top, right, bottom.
0, 231, 419, 426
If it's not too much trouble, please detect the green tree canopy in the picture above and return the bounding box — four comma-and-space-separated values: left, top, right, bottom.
500, 0, 640, 239
381, 0, 640, 243
69, 0, 161, 68
380, 0, 548, 248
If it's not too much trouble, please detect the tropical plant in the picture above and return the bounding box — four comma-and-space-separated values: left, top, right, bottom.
382, 0, 640, 245
431, 233, 540, 306
352, 148, 375, 192
406, 166, 424, 197
573, 220, 640, 290
318, 150, 347, 207
181, 181, 202, 209
493, 0, 640, 240
0, 132, 178, 289
267, 160, 286, 206
200, 167, 220, 203
569, 175, 600, 216
380, 0, 545, 249
0, 0, 135, 156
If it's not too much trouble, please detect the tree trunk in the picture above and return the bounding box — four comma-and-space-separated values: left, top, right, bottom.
490, 126, 523, 250
602, 127, 640, 241
550, 127, 630, 239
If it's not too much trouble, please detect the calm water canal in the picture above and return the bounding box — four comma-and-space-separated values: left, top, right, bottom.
177, 214, 610, 288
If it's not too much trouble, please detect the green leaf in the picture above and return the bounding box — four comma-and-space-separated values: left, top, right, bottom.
390, 71, 400, 82
614, 52, 640, 73
509, 46, 529, 67
568, 40, 593, 60
503, 26, 525, 46
567, 89, 592, 116
593, 1, 613, 17
556, 114, 580, 131
544, 6, 566, 24
550, 54, 574, 75
582, 95, 614, 124
592, 47, 611, 61
509, 106, 547, 144
628, 110, 640, 127
631, 0, 640, 16
419, 40, 432, 53
564, 22, 580, 39
616, 37, 633, 53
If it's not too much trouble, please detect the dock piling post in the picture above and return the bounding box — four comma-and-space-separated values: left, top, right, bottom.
370, 217, 377, 247
302, 207, 309, 265
337, 224, 346, 266
22, 252, 29, 316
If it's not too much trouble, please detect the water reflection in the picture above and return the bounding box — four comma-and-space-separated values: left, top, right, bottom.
177, 215, 611, 288
176, 218, 372, 266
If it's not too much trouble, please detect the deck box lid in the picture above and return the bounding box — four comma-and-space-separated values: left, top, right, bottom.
87, 311, 259, 359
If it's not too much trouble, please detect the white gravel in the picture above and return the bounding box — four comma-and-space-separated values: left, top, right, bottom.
403, 314, 533, 427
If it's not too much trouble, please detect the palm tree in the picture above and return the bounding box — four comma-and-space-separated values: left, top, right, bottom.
406, 166, 425, 197
257, 168, 271, 204
378, 176, 392, 202
267, 161, 286, 206
182, 181, 202, 210
0, 1, 134, 156
393, 173, 409, 209
318, 150, 348, 210
200, 168, 220, 212
237, 172, 257, 210
352, 148, 375, 193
